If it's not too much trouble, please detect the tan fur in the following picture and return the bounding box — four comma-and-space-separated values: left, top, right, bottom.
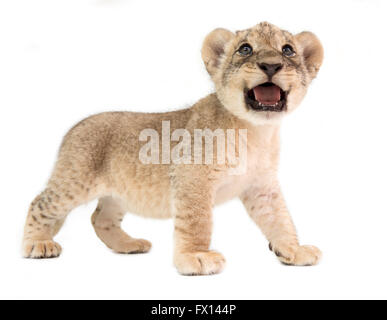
22, 22, 323, 275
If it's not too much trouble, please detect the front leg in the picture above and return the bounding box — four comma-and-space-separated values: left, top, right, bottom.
171, 169, 225, 276
241, 181, 321, 266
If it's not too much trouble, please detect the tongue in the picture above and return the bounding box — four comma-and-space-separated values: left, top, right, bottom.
253, 85, 281, 105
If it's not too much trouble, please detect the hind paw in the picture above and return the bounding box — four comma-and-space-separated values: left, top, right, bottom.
23, 240, 62, 259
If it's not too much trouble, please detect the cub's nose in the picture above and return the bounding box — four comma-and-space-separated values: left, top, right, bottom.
258, 63, 283, 78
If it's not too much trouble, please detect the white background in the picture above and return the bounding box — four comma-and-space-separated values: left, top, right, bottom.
1, 0, 386, 300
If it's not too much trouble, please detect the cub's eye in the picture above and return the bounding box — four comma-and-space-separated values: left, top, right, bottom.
282, 44, 296, 57
237, 43, 253, 56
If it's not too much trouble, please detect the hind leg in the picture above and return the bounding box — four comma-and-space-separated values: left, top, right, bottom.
91, 196, 152, 254
22, 181, 95, 258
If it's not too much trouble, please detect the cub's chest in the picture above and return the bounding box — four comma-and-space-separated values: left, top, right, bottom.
214, 143, 278, 205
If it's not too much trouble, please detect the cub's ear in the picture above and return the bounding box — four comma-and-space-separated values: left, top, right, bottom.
201, 28, 235, 77
295, 31, 324, 79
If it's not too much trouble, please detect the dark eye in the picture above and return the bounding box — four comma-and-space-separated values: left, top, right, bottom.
237, 43, 253, 56
282, 44, 296, 57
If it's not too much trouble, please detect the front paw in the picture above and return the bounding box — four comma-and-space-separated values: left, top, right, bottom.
269, 242, 321, 266
174, 251, 226, 276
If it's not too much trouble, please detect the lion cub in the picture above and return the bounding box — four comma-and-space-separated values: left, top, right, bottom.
23, 22, 324, 275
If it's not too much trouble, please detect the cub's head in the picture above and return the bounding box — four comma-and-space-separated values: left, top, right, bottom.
202, 22, 323, 124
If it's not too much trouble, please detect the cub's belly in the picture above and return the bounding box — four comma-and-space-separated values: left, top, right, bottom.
111, 163, 172, 219
112, 163, 252, 217
122, 188, 172, 219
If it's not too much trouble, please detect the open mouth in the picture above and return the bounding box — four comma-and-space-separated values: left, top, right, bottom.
245, 82, 288, 112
